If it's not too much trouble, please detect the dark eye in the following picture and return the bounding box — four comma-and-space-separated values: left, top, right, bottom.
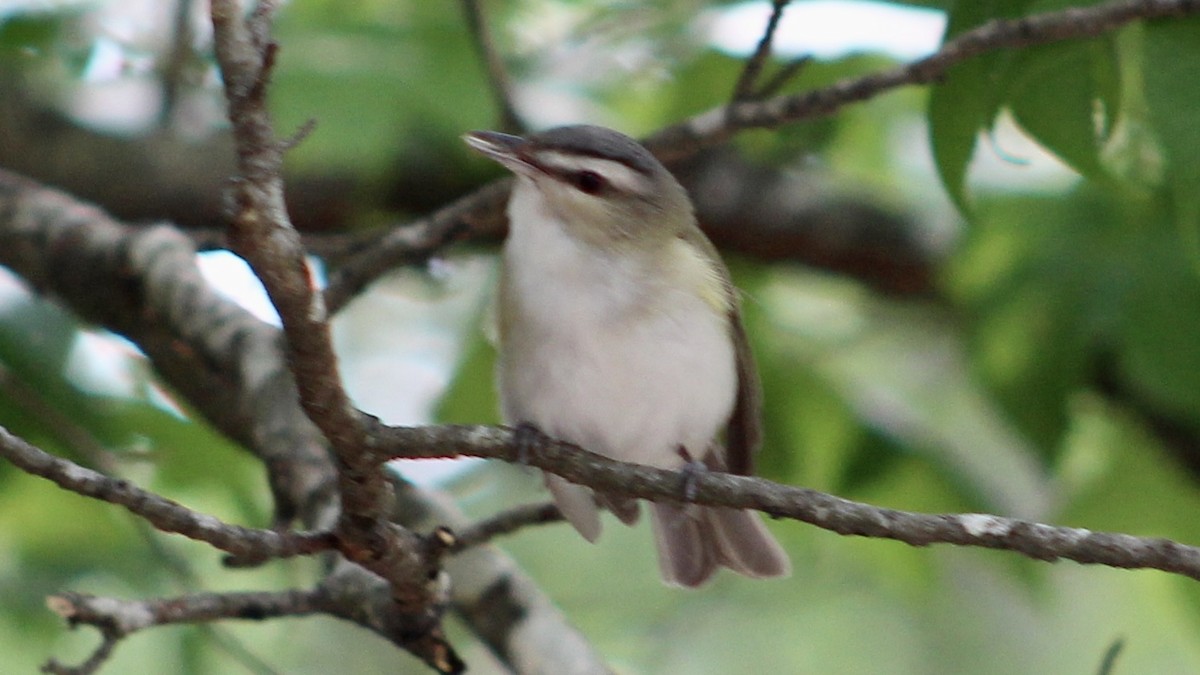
572, 170, 606, 194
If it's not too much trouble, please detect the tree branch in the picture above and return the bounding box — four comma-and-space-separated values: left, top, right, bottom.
44, 589, 323, 675
209, 2, 506, 670
322, 179, 508, 314
160, 0, 198, 128
0, 166, 334, 528
0, 361, 290, 671
324, 0, 1200, 310
0, 425, 335, 560
460, 0, 525, 132
645, 0, 1200, 162
449, 502, 563, 553
0, 88, 922, 298
389, 480, 610, 674
371, 422, 1200, 582
730, 0, 792, 102
211, 0, 438, 599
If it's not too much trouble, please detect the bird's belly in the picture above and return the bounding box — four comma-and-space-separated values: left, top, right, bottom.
499, 297, 736, 470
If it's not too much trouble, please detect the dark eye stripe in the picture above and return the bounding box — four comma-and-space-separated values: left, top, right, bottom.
572, 170, 606, 194
533, 151, 646, 196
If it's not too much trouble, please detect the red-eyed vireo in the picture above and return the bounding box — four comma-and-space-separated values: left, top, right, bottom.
464, 125, 790, 587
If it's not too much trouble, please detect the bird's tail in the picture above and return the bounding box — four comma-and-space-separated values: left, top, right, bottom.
651, 502, 791, 587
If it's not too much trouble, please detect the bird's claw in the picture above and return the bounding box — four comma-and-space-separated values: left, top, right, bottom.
513, 422, 547, 465
676, 445, 706, 501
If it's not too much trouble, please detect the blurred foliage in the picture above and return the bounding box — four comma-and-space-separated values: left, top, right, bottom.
2, 0, 1200, 674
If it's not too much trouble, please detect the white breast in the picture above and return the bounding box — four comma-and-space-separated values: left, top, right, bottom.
498, 182, 736, 469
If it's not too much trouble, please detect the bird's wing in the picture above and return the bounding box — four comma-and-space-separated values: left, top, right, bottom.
725, 301, 763, 476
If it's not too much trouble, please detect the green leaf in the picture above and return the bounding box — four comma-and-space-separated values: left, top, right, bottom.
944, 186, 1140, 451
1143, 16, 1200, 259
1117, 232, 1200, 422
1007, 39, 1113, 179
928, 0, 1032, 212
0, 11, 66, 64
928, 60, 985, 212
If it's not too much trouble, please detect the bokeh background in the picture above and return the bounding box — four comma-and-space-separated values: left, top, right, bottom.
2, 1, 1200, 672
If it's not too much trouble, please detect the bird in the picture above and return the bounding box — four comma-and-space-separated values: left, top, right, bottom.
463, 124, 790, 587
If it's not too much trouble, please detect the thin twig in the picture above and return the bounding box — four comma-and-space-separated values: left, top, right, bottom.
44, 589, 324, 674
160, 0, 196, 128
280, 117, 318, 151
0, 425, 336, 559
322, 179, 507, 314
1096, 638, 1125, 675
42, 621, 120, 675
731, 0, 792, 101
755, 54, 812, 99
450, 502, 563, 552
460, 0, 525, 132
647, 0, 1200, 162
0, 368, 282, 674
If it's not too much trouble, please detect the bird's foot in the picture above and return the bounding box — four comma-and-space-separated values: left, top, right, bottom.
513, 421, 549, 465
676, 445, 707, 502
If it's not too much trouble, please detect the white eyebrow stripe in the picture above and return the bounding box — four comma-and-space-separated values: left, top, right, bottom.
535, 151, 647, 195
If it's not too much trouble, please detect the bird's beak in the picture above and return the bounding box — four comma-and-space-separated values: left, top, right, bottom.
463, 130, 534, 174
